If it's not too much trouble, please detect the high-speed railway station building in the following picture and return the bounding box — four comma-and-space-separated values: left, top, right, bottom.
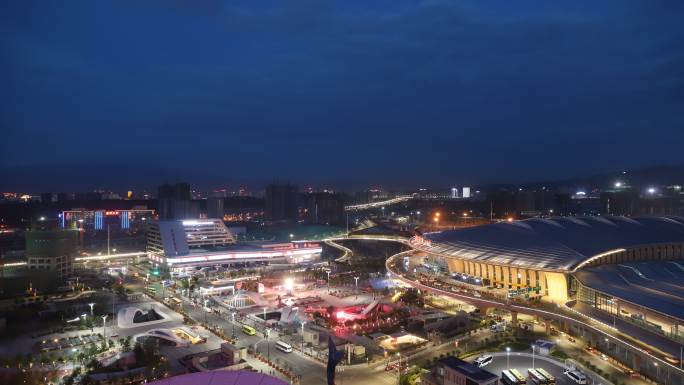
410, 216, 684, 340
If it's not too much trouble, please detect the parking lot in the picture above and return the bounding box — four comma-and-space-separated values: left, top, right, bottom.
468, 352, 577, 385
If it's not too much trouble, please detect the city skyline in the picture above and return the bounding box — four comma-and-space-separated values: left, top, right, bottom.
2, 163, 683, 196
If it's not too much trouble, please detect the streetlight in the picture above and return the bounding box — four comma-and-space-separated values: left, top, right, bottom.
326, 270, 331, 293
531, 344, 535, 368
203, 299, 210, 323
231, 312, 236, 339
88, 303, 95, 317
396, 352, 401, 385
301, 322, 306, 354
506, 347, 510, 369
354, 276, 360, 292
266, 328, 271, 362
101, 315, 108, 341
263, 307, 268, 325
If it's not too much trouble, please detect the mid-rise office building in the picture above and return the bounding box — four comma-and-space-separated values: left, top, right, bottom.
60, 208, 153, 232
26, 225, 79, 279
207, 197, 224, 219
158, 183, 199, 220
305, 192, 345, 225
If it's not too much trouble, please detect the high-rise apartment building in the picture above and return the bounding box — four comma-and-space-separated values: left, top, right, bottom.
265, 183, 299, 222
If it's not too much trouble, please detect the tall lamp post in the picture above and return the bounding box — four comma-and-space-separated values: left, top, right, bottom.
266, 329, 271, 362
354, 277, 360, 292
531, 344, 535, 369
301, 322, 306, 354
88, 303, 95, 317
396, 352, 401, 385
102, 315, 108, 341
326, 270, 331, 293
506, 347, 510, 369
231, 312, 236, 339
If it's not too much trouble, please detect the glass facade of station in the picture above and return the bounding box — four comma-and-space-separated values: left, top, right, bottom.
577, 284, 618, 316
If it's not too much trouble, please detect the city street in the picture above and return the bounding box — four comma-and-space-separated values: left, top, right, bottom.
146, 281, 328, 384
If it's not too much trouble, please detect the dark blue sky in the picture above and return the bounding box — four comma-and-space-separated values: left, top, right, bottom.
2, 0, 683, 192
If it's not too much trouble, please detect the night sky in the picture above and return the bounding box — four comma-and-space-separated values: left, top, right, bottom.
2, 1, 683, 192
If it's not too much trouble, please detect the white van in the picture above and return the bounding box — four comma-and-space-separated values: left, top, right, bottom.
564, 369, 587, 384
275, 340, 293, 353
474, 354, 493, 367
490, 323, 505, 332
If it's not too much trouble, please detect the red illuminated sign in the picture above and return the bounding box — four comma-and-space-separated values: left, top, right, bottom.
105, 211, 120, 216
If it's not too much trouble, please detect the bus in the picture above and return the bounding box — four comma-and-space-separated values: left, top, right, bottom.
242, 325, 257, 336
536, 368, 556, 385
527, 368, 550, 385
501, 369, 525, 385
275, 340, 293, 353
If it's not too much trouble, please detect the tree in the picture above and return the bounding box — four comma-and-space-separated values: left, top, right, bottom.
133, 342, 145, 364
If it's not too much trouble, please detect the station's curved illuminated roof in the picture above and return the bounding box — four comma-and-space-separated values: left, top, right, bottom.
413, 216, 684, 271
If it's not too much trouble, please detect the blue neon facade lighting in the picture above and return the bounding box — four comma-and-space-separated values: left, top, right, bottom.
121, 210, 130, 229
95, 211, 104, 230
